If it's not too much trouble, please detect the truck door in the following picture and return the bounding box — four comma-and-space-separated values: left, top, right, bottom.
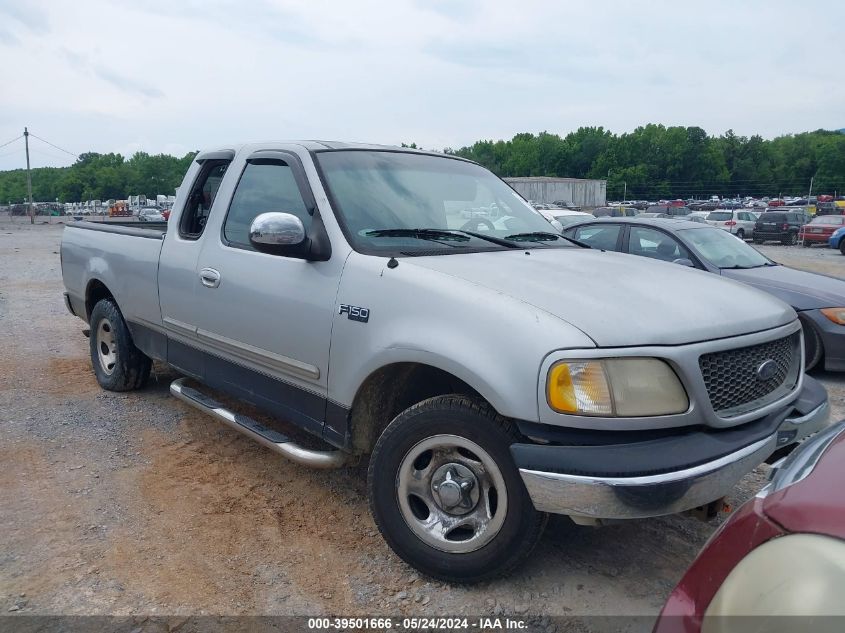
190, 150, 343, 440
158, 152, 234, 378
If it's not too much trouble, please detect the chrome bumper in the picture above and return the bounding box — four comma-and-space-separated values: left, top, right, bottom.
519, 400, 830, 520
776, 399, 830, 447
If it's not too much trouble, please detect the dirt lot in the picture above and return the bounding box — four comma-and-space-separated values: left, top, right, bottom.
1, 219, 843, 627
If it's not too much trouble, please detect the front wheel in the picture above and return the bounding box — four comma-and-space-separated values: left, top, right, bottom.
839, 240, 845, 256
368, 395, 547, 583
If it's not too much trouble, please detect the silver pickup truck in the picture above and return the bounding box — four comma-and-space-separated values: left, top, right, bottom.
61, 142, 829, 582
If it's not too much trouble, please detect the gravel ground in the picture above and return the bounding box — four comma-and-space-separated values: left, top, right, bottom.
1, 219, 843, 628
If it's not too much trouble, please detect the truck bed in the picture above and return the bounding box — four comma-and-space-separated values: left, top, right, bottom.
61, 220, 168, 328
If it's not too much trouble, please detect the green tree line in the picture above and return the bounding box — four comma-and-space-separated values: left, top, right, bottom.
0, 151, 196, 204
446, 126, 845, 200
2, 127, 844, 204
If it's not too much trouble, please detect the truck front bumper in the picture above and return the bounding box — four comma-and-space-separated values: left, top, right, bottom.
513, 377, 830, 520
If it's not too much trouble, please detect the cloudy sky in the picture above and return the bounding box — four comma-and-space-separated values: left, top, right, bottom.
0, 0, 842, 171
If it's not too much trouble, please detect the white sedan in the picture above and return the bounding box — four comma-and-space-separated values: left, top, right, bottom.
137, 207, 166, 222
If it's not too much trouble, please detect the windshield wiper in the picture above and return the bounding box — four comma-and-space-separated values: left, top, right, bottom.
365, 228, 470, 247
366, 228, 520, 249
366, 228, 469, 241
505, 231, 590, 248
452, 230, 520, 248
504, 231, 562, 242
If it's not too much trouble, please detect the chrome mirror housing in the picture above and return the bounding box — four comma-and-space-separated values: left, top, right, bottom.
249, 212, 306, 247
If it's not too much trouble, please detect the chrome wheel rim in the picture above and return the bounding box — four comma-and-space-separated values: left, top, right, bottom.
96, 318, 117, 375
396, 434, 507, 553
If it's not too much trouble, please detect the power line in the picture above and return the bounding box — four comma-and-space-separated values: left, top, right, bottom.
0, 135, 23, 150
28, 133, 78, 159
28, 147, 76, 163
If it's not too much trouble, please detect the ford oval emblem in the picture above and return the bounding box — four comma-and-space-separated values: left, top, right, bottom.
756, 359, 778, 382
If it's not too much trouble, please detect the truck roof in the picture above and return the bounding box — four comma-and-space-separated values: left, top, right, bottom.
197, 141, 474, 163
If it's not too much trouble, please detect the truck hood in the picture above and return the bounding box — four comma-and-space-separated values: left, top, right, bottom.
407, 248, 796, 347
720, 264, 845, 311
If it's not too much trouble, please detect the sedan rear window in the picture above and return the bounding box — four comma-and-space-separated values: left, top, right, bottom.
707, 212, 733, 221
761, 213, 787, 222
811, 216, 845, 225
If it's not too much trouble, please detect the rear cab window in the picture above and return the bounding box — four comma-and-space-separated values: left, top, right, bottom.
179, 161, 230, 239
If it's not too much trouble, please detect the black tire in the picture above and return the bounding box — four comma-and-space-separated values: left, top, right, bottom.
803, 241, 812, 247
801, 317, 824, 372
368, 395, 547, 583
754, 238, 764, 244
839, 241, 845, 256
782, 232, 798, 246
89, 298, 152, 391
736, 229, 745, 240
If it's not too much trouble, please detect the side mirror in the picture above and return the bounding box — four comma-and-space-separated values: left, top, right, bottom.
249, 212, 306, 255
248, 211, 332, 261
673, 258, 694, 267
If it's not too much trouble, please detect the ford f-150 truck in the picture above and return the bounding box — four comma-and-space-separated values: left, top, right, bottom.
61, 142, 830, 582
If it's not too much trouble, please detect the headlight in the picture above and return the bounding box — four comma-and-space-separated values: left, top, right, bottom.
821, 307, 845, 325
547, 358, 688, 417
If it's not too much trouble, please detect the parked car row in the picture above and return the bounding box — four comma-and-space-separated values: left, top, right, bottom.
608, 195, 845, 214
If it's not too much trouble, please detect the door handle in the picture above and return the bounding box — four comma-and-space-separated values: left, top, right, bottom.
199, 267, 221, 288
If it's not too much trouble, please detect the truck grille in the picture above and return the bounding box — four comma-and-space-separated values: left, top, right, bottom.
699, 331, 801, 417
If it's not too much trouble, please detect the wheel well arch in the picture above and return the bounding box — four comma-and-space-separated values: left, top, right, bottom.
348, 362, 482, 454
85, 279, 115, 320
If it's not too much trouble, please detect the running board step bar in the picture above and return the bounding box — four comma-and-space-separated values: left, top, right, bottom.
170, 377, 350, 469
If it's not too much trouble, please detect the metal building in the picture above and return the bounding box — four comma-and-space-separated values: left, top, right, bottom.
504, 177, 607, 209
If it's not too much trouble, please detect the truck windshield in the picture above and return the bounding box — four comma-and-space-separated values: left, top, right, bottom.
315, 151, 571, 255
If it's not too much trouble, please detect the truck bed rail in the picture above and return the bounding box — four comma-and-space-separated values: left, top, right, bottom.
68, 220, 166, 239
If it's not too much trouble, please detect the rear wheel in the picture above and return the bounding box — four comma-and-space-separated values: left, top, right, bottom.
839, 240, 845, 256
754, 238, 764, 244
782, 232, 798, 246
736, 229, 745, 239
89, 298, 152, 391
368, 395, 547, 583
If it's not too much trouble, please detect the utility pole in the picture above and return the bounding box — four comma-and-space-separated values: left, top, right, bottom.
807, 176, 814, 206
24, 127, 34, 224
623, 181, 627, 202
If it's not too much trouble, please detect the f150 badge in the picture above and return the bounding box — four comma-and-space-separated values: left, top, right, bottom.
339, 304, 370, 323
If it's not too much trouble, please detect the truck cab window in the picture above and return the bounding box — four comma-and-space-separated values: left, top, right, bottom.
223, 160, 310, 250
180, 161, 229, 239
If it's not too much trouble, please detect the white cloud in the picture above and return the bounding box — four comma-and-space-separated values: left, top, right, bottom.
0, 0, 842, 171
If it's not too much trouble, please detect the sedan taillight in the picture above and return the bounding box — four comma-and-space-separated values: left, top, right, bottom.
725, 221, 737, 226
